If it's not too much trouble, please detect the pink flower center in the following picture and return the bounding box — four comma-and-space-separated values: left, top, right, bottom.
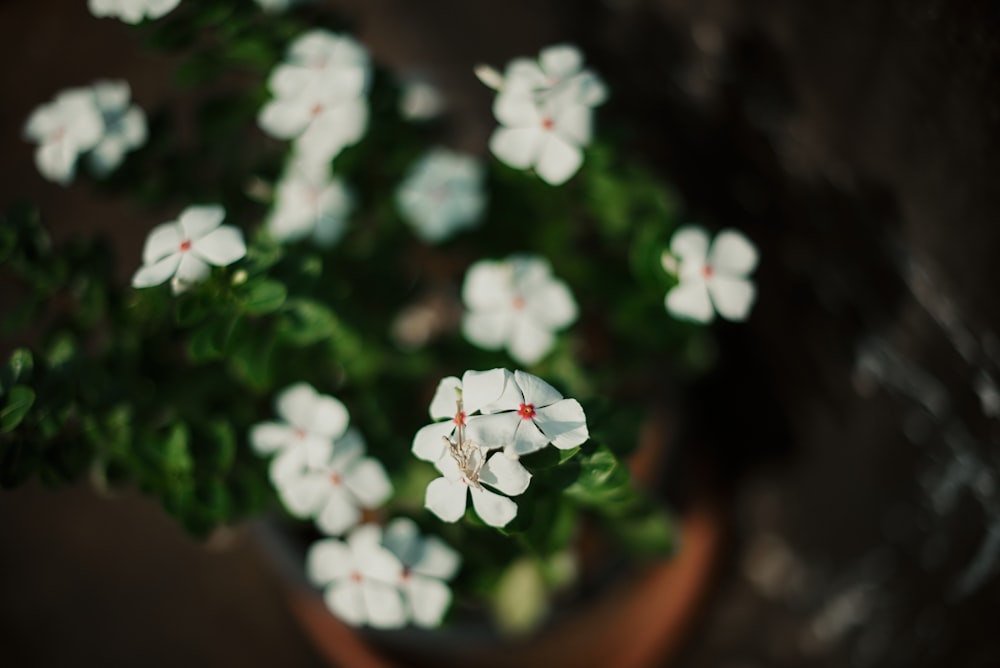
350, 571, 362, 583
512, 295, 526, 311
517, 403, 536, 420
309, 103, 323, 117
453, 411, 466, 426
701, 264, 714, 279
541, 116, 554, 131
329, 472, 342, 486
401, 567, 412, 582
179, 239, 192, 252
293, 428, 306, 440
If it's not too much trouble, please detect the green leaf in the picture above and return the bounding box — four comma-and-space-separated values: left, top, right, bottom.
175, 293, 212, 327
188, 315, 240, 362
1, 385, 35, 432
162, 423, 193, 478
1, 348, 33, 393
202, 420, 236, 473
240, 279, 287, 315
276, 298, 337, 346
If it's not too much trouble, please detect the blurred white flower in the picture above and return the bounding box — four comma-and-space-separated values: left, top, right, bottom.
131, 205, 246, 293
88, 80, 147, 175
253, 0, 297, 12
662, 225, 759, 323
258, 30, 370, 165
307, 525, 407, 628
88, 0, 181, 23
268, 158, 353, 247
249, 382, 350, 462
23, 87, 103, 185
480, 44, 606, 186
468, 369, 589, 458
399, 79, 445, 121
425, 445, 530, 528
462, 255, 577, 365
270, 428, 393, 536
395, 148, 486, 243
411, 369, 507, 464
383, 518, 461, 628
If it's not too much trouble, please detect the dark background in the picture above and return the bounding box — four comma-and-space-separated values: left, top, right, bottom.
1, 0, 998, 666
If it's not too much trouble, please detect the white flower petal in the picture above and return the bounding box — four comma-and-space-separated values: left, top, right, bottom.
468, 486, 517, 527
461, 368, 508, 415
425, 477, 468, 523
361, 580, 406, 629
412, 421, 454, 463
248, 422, 294, 455
665, 279, 714, 323
708, 229, 759, 276
539, 44, 583, 81
178, 205, 225, 241
315, 486, 361, 535
276, 383, 318, 429
358, 544, 404, 583
534, 133, 583, 186
269, 444, 307, 482
406, 575, 452, 628
513, 370, 564, 407
552, 100, 592, 146
415, 536, 461, 580
382, 517, 422, 565
308, 395, 350, 439
464, 411, 519, 450
507, 315, 556, 365
34, 142, 78, 185
329, 428, 364, 467
276, 471, 329, 517
325, 580, 366, 626
344, 458, 393, 508
171, 253, 210, 292
493, 89, 542, 128
489, 126, 543, 170
142, 223, 182, 264
525, 280, 577, 330
533, 398, 589, 449
306, 537, 352, 584
480, 453, 531, 496
428, 376, 462, 420
131, 253, 180, 289
192, 226, 246, 266
462, 310, 514, 351
709, 276, 757, 321
670, 226, 710, 264
462, 260, 513, 310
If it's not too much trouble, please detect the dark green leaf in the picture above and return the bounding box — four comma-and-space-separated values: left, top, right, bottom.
240, 279, 287, 315
1, 386, 35, 432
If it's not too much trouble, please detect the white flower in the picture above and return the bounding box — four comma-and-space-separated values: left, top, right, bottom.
425, 445, 531, 528
662, 225, 759, 323
249, 382, 350, 461
383, 518, 461, 628
131, 205, 246, 294
481, 44, 606, 186
268, 158, 353, 247
88, 80, 147, 175
462, 255, 577, 365
399, 79, 444, 121
88, 0, 181, 23
411, 369, 508, 464
395, 148, 486, 243
253, 0, 297, 12
467, 369, 589, 458
23, 87, 103, 185
258, 30, 370, 165
270, 428, 393, 536
307, 524, 407, 628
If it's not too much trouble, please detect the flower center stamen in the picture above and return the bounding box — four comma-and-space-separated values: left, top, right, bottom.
541, 116, 554, 131
517, 403, 536, 420
329, 472, 342, 486
453, 411, 466, 426
179, 239, 192, 252
701, 264, 714, 279
512, 295, 526, 311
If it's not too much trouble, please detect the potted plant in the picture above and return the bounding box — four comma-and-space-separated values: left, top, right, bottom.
1, 0, 758, 663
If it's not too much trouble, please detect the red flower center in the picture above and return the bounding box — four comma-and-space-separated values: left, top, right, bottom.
541, 116, 554, 131
179, 239, 192, 252
517, 403, 536, 420
329, 472, 342, 486
309, 103, 323, 117
453, 411, 466, 426
701, 264, 714, 279
293, 428, 306, 439
350, 571, 362, 583
512, 295, 526, 311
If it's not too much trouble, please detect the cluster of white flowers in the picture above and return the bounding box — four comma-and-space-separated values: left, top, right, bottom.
461, 255, 577, 365
307, 519, 460, 629
23, 81, 146, 185
661, 225, 759, 323
132, 205, 246, 294
395, 148, 486, 243
267, 157, 354, 247
258, 30, 371, 170
250, 383, 392, 535
477, 44, 607, 186
412, 369, 589, 528
88, 0, 180, 23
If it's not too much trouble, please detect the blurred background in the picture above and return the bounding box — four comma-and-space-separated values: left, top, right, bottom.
1, 0, 999, 666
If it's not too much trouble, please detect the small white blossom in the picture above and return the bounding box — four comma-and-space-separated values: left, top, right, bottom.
480, 44, 606, 186
131, 205, 246, 294
88, 0, 181, 23
395, 148, 486, 243
383, 518, 461, 628
23, 88, 103, 185
88, 80, 147, 175
268, 157, 353, 247
307, 525, 407, 628
258, 30, 370, 165
470, 369, 589, 458
462, 255, 577, 365
270, 428, 392, 536
662, 225, 759, 323
399, 79, 445, 121
249, 382, 350, 462
425, 445, 531, 528
411, 369, 508, 464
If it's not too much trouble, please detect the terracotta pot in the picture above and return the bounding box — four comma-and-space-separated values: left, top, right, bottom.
276, 415, 727, 668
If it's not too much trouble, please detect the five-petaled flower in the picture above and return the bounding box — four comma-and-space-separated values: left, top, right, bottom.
249, 382, 350, 463
88, 0, 181, 23
662, 225, 759, 323
425, 444, 531, 528
268, 157, 354, 247
462, 255, 577, 365
383, 518, 461, 628
307, 525, 407, 628
479, 44, 606, 186
23, 87, 103, 185
131, 205, 246, 294
395, 148, 486, 243
258, 29, 370, 167
270, 428, 393, 536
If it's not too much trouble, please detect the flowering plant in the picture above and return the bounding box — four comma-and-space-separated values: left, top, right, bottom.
1, 1, 758, 634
